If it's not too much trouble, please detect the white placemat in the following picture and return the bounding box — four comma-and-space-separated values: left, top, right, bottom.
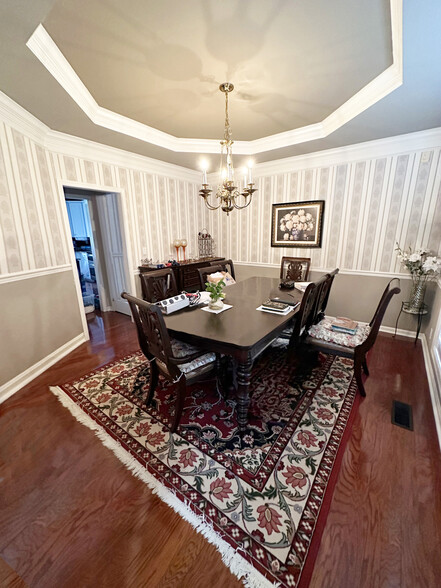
201, 303, 233, 315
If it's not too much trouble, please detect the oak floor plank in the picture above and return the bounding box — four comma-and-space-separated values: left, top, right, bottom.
1, 312, 440, 587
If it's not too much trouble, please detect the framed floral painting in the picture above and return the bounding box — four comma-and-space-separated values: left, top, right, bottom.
271, 200, 325, 248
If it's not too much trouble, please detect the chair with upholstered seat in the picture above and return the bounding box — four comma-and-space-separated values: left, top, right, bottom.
285, 281, 320, 350
140, 268, 178, 302
275, 272, 333, 346
197, 263, 235, 290
280, 257, 311, 282
210, 258, 236, 280
121, 292, 217, 432
305, 278, 400, 396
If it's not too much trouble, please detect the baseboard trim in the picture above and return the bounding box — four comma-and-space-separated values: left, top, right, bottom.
421, 334, 441, 451
0, 333, 86, 404
380, 325, 417, 339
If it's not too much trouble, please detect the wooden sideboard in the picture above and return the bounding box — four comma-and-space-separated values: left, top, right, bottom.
138, 257, 225, 296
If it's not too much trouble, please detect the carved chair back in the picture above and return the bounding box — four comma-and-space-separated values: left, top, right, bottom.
140, 268, 178, 303
280, 257, 311, 282
198, 264, 225, 290
121, 291, 181, 381
210, 258, 236, 280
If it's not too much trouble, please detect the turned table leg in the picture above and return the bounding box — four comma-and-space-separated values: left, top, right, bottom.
236, 355, 253, 432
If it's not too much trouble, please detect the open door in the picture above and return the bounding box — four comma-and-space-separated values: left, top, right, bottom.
95, 192, 130, 315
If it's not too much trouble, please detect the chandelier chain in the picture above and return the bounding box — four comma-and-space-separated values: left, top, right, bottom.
224, 90, 232, 142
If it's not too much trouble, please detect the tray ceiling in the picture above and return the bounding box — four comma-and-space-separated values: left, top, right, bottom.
0, 0, 440, 169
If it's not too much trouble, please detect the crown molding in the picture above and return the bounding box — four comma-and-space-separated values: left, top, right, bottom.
0, 89, 50, 144
1, 83, 439, 184
26, 0, 403, 156
251, 127, 441, 176
45, 129, 200, 182
0, 89, 200, 182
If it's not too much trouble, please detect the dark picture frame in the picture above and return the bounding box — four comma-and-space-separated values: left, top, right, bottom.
271, 200, 325, 248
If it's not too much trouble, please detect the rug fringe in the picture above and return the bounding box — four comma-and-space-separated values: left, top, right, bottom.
50, 386, 279, 588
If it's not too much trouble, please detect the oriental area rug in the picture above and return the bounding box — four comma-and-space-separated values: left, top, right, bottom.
51, 344, 360, 588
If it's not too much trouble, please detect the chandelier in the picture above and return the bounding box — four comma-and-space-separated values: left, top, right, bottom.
199, 83, 257, 216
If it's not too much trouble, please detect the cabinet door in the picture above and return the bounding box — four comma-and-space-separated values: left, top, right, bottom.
66, 200, 88, 238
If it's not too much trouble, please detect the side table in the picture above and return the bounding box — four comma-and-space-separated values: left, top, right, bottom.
394, 301, 428, 345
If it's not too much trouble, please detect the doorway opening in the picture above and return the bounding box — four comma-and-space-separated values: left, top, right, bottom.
65, 196, 99, 313
63, 187, 131, 321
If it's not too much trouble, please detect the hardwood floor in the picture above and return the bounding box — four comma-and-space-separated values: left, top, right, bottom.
1, 311, 440, 587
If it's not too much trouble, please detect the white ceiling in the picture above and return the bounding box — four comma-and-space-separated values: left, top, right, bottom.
1, 0, 440, 170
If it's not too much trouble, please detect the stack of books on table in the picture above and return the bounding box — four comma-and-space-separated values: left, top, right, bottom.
330, 317, 358, 335
261, 299, 291, 314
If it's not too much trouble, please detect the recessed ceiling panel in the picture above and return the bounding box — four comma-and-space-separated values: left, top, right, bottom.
43, 0, 392, 141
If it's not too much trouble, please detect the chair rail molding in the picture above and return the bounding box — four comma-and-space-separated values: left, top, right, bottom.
0, 265, 71, 284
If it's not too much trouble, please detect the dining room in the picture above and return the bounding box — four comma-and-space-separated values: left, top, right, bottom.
1, 1, 441, 587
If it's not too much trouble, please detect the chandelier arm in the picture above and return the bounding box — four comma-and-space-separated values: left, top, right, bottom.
203, 200, 223, 211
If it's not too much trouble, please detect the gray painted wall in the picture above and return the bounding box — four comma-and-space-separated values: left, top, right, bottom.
236, 262, 440, 333
0, 271, 83, 386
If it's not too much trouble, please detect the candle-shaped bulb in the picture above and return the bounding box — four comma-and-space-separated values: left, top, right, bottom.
248, 160, 253, 184
201, 160, 208, 185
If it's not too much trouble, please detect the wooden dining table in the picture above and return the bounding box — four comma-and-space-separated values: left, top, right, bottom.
164, 276, 302, 430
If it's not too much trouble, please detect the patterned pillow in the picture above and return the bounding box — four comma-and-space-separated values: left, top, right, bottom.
170, 338, 216, 374
308, 316, 370, 348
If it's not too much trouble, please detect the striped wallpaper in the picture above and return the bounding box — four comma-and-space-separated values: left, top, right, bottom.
0, 103, 440, 282
213, 149, 441, 275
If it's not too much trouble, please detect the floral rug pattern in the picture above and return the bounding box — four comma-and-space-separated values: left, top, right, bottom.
56, 345, 358, 587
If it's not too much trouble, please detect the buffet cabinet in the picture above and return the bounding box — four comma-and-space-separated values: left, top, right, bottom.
138, 257, 225, 296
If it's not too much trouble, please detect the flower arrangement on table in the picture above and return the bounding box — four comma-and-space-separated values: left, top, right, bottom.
205, 278, 226, 310
395, 243, 441, 310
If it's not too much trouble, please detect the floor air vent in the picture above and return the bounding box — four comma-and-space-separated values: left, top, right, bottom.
392, 400, 413, 431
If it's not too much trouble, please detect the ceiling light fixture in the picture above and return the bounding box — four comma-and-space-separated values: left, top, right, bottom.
199, 83, 256, 216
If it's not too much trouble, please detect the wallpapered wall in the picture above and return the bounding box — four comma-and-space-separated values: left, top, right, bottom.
1, 115, 440, 280
0, 124, 211, 277
214, 151, 441, 273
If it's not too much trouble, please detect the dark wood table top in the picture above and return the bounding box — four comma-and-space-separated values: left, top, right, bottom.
164, 276, 302, 360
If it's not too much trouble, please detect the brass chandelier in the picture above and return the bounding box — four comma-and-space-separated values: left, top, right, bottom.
199, 83, 257, 216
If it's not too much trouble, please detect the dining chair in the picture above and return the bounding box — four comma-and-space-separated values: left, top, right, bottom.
140, 268, 178, 302
286, 281, 319, 350
313, 268, 339, 323
280, 256, 311, 282
121, 292, 217, 432
197, 264, 235, 290
210, 258, 236, 280
305, 278, 401, 396
275, 272, 328, 346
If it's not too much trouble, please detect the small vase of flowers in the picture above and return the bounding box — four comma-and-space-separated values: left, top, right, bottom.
205, 279, 226, 310
395, 243, 441, 311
